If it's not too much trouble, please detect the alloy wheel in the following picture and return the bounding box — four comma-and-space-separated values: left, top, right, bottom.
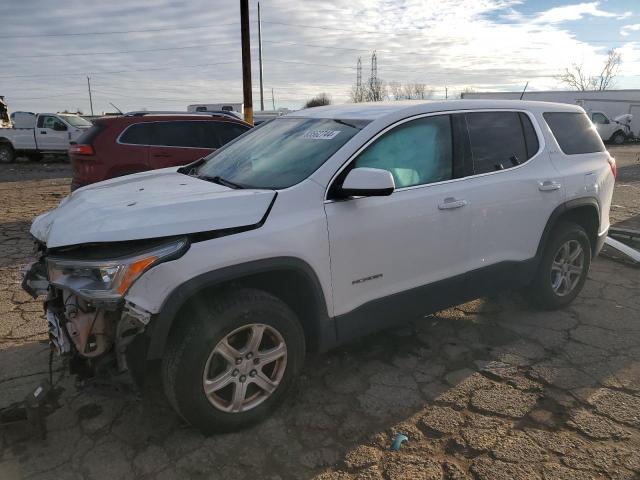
202, 323, 287, 413
550, 239, 585, 297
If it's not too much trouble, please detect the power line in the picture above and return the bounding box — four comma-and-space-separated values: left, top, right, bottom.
0, 22, 237, 39
0, 61, 239, 79
1, 41, 241, 60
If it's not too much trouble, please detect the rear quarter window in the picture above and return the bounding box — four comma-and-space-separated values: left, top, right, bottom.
543, 112, 605, 155
120, 123, 152, 145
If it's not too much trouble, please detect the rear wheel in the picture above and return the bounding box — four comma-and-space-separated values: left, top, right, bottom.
0, 144, 15, 163
529, 223, 591, 309
610, 131, 626, 145
162, 288, 305, 433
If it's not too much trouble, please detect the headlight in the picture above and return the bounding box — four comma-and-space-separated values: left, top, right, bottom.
46, 239, 188, 301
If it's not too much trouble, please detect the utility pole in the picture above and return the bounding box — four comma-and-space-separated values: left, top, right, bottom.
240, 0, 253, 124
445, 86, 448, 99
356, 57, 362, 102
271, 87, 275, 110
258, 1, 264, 111
87, 76, 94, 116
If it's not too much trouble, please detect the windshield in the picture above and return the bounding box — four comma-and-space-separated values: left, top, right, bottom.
197, 117, 368, 189
59, 115, 92, 128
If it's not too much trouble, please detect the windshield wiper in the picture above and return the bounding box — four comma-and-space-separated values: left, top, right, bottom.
333, 119, 359, 129
199, 175, 245, 189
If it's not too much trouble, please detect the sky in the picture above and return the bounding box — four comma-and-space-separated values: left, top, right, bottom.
1, 0, 639, 114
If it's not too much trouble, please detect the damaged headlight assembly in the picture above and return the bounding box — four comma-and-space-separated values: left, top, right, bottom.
46, 238, 189, 305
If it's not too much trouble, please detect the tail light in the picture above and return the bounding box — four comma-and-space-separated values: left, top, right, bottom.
69, 144, 94, 156
607, 156, 617, 179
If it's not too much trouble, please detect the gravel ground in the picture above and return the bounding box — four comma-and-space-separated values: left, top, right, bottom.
0, 147, 639, 480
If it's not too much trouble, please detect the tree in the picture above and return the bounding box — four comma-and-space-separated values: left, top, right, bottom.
558, 49, 621, 91
388, 81, 433, 100
459, 87, 476, 99
304, 93, 331, 108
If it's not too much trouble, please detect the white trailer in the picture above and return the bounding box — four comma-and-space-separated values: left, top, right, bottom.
187, 103, 244, 115
461, 90, 640, 142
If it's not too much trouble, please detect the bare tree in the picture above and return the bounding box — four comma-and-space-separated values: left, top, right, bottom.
349, 83, 366, 103
388, 81, 403, 101
388, 81, 433, 100
304, 93, 332, 108
558, 49, 621, 91
459, 87, 476, 99
366, 78, 387, 102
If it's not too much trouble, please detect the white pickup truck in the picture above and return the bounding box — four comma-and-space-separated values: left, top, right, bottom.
0, 112, 92, 163
590, 111, 635, 145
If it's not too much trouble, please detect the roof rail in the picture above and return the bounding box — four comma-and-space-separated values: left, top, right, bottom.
123, 110, 242, 120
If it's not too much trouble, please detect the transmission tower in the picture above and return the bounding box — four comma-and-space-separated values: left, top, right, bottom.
369, 50, 378, 101
370, 50, 377, 86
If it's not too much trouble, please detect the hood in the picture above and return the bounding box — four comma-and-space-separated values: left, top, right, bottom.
31, 168, 276, 248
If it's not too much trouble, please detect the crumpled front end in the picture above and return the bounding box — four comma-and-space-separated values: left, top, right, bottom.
22, 238, 187, 378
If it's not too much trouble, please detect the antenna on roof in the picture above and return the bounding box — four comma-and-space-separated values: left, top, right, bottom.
109, 102, 123, 114
520, 81, 529, 100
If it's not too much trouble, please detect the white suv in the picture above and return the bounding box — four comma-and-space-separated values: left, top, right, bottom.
23, 100, 616, 433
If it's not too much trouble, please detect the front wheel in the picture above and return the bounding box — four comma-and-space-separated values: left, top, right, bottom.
162, 289, 305, 433
610, 131, 626, 145
528, 223, 591, 309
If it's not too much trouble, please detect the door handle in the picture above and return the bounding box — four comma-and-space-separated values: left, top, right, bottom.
40, 131, 47, 134
153, 153, 171, 158
438, 197, 468, 210
538, 180, 561, 191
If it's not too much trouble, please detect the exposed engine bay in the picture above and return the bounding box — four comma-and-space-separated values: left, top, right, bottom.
43, 283, 148, 376
22, 241, 163, 379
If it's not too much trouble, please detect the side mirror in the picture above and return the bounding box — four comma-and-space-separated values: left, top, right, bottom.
53, 122, 67, 131
340, 167, 395, 197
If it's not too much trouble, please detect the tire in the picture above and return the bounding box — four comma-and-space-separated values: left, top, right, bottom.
528, 222, 591, 310
162, 288, 305, 434
0, 144, 15, 163
610, 131, 626, 145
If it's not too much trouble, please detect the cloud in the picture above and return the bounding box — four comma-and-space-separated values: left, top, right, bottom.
1, 0, 638, 113
531, 2, 616, 24
621, 23, 640, 36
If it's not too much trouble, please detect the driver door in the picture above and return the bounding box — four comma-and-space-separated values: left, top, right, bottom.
324, 114, 470, 336
591, 112, 615, 141
35, 115, 69, 151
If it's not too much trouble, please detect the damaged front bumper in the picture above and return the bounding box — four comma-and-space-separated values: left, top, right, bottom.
22, 258, 153, 375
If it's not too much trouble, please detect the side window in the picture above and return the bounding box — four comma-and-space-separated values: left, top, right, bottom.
215, 122, 250, 145
354, 115, 453, 188
544, 112, 605, 155
151, 121, 202, 148
199, 123, 222, 149
592, 112, 609, 124
465, 112, 532, 174
119, 123, 152, 145
38, 115, 56, 129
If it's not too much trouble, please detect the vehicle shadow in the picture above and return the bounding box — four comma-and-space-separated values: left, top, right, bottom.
1, 257, 638, 479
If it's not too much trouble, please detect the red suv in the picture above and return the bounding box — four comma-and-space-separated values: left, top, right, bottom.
69, 112, 251, 190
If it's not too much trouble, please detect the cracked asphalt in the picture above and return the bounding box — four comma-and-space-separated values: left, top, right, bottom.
1, 146, 639, 480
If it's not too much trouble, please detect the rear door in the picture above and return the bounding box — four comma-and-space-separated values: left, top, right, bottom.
115, 122, 152, 173
459, 111, 562, 279
35, 115, 69, 151
149, 121, 213, 168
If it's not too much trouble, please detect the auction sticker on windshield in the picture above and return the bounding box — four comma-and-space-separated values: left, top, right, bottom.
303, 130, 341, 140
